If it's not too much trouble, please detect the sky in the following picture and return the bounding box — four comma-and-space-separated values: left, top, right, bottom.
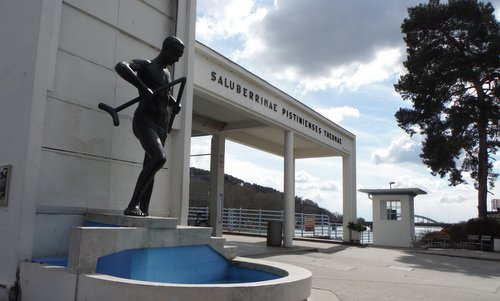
190, 0, 500, 223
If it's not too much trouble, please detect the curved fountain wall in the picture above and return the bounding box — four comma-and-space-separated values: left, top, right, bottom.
20, 212, 312, 301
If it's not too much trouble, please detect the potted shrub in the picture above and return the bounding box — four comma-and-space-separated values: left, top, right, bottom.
347, 221, 367, 243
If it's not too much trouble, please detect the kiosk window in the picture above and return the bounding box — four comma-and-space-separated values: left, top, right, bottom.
383, 200, 401, 220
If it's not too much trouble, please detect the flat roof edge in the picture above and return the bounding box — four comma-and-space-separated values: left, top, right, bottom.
358, 188, 427, 196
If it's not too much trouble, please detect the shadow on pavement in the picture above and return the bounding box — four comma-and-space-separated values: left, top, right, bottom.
396, 249, 500, 278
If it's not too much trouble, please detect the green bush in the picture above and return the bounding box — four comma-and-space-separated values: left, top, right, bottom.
347, 221, 367, 232
466, 218, 500, 237
442, 222, 466, 243
422, 231, 450, 241
441, 218, 500, 243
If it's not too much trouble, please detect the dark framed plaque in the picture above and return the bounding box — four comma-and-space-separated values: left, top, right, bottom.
0, 165, 12, 206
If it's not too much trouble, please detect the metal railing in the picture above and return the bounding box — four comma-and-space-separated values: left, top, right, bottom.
294, 212, 332, 238
189, 207, 375, 243
188, 206, 210, 226
223, 207, 283, 235
188, 207, 444, 245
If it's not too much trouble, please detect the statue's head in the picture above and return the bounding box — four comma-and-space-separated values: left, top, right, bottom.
160, 36, 185, 65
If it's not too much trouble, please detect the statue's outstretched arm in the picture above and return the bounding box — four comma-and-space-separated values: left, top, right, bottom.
115, 60, 153, 99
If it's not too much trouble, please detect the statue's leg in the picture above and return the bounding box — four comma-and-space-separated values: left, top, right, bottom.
139, 179, 154, 216
139, 132, 166, 216
125, 124, 166, 216
125, 154, 151, 216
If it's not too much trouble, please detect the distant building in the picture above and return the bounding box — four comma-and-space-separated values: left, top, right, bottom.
359, 188, 427, 248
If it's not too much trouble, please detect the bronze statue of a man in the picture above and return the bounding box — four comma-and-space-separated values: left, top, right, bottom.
115, 36, 184, 217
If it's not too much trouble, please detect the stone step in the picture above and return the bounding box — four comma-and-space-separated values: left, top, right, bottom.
68, 225, 213, 274
223, 245, 238, 260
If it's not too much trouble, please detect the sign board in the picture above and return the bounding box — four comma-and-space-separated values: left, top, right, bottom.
304, 215, 315, 232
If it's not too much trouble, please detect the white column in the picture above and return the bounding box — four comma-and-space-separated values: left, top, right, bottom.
342, 148, 357, 242
283, 130, 295, 247
0, 0, 58, 296
170, 0, 196, 225
209, 134, 225, 237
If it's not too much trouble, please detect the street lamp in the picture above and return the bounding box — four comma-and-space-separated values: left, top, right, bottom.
389, 181, 395, 189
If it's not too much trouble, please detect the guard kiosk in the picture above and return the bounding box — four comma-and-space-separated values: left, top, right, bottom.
359, 188, 426, 248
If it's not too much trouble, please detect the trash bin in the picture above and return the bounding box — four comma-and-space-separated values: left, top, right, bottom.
267, 220, 283, 247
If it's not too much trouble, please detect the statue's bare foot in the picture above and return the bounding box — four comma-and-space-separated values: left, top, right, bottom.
124, 207, 146, 217
139, 207, 149, 217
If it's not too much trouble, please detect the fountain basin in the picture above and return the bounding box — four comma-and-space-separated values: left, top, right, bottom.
21, 214, 312, 300
82, 257, 310, 301
24, 254, 311, 301
96, 245, 282, 284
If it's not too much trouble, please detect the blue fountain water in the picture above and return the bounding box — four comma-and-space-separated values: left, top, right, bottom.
34, 245, 282, 284
96, 245, 281, 284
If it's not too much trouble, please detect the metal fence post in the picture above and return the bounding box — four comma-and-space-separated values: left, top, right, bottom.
238, 208, 242, 233
321, 214, 324, 237
258, 209, 262, 235
300, 212, 304, 237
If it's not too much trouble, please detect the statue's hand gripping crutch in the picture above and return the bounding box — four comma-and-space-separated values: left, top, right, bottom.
98, 76, 186, 127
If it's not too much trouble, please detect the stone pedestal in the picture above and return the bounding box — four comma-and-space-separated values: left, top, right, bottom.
67, 213, 231, 274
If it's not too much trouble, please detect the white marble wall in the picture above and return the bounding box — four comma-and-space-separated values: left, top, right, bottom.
30, 0, 183, 260
40, 0, 177, 214
0, 1, 48, 296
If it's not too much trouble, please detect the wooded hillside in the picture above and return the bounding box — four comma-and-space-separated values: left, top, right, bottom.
189, 167, 342, 222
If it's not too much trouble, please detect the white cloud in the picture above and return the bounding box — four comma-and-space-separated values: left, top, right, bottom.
439, 194, 469, 204
319, 180, 341, 192
330, 48, 404, 91
196, 0, 418, 94
390, 175, 459, 194
371, 134, 422, 165
197, 0, 500, 93
295, 170, 317, 183
278, 48, 405, 94
190, 136, 212, 169
295, 170, 341, 192
315, 106, 360, 123
226, 158, 283, 190
493, 157, 500, 170
294, 170, 342, 209
196, 0, 268, 43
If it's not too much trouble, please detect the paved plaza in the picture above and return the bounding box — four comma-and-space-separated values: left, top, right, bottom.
223, 234, 500, 301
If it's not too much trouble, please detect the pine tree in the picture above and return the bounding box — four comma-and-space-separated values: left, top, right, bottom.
395, 0, 500, 218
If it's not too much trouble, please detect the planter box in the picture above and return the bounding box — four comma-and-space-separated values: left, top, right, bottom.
350, 230, 361, 243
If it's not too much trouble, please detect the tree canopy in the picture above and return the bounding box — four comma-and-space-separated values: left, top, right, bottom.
394, 0, 500, 218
